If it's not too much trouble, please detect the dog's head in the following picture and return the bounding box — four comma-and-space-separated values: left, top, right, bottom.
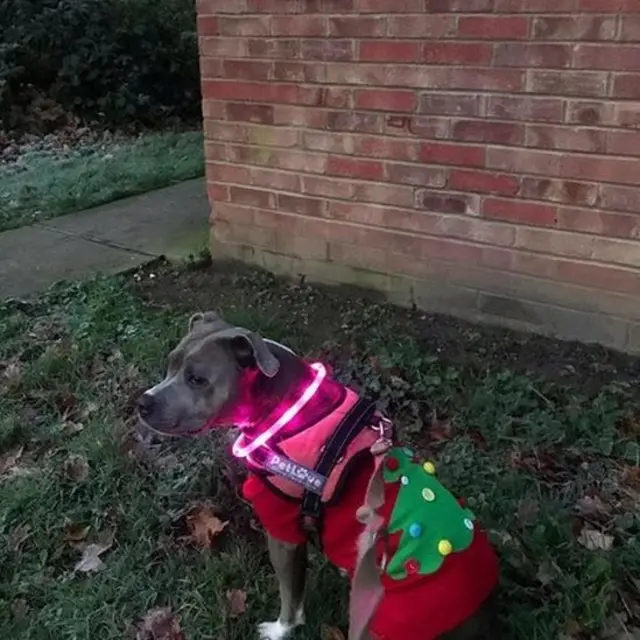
137, 311, 280, 436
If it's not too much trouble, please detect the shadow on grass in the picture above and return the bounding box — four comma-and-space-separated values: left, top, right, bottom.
0, 261, 638, 639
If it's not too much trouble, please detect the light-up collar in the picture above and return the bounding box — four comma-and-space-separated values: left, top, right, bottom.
232, 362, 327, 459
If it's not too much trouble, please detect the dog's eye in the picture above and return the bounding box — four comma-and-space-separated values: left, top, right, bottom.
187, 373, 207, 387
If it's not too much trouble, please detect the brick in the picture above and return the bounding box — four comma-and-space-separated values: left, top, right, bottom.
209, 183, 229, 202
249, 167, 301, 192
219, 16, 270, 36
487, 147, 561, 176
560, 154, 640, 186
423, 43, 493, 66
525, 125, 606, 153
303, 131, 356, 155
329, 17, 385, 37
197, 15, 218, 36
556, 261, 639, 297
205, 142, 228, 162
326, 63, 387, 85
533, 16, 616, 41
326, 156, 384, 180
593, 237, 640, 269
356, 0, 425, 12
425, 0, 494, 9
387, 15, 457, 38
355, 89, 417, 113
248, 39, 299, 59
226, 102, 274, 124
327, 111, 383, 133
318, 88, 353, 109
495, 44, 572, 69
450, 170, 520, 197
202, 100, 226, 119
227, 145, 327, 174
385, 163, 447, 188
408, 116, 450, 140
528, 71, 608, 97
494, 0, 576, 10
620, 16, 640, 41
301, 39, 354, 61
520, 178, 598, 207
229, 186, 275, 209
203, 81, 319, 106
458, 16, 530, 40
199, 37, 248, 58
515, 227, 593, 261
600, 185, 640, 214
452, 120, 524, 145
614, 103, 640, 129
557, 208, 640, 240
483, 198, 558, 227
418, 93, 482, 117
419, 142, 485, 167
486, 96, 564, 123
302, 0, 356, 11
247, 0, 302, 11
222, 60, 272, 81
612, 75, 640, 100
352, 182, 416, 209
213, 205, 254, 229
273, 62, 326, 83
360, 41, 422, 63
208, 163, 251, 185
566, 100, 614, 126
302, 176, 354, 200
200, 58, 223, 78
575, 45, 640, 71
278, 194, 325, 217
446, 68, 524, 93
354, 136, 420, 162
271, 16, 328, 36
605, 130, 640, 156
580, 0, 640, 11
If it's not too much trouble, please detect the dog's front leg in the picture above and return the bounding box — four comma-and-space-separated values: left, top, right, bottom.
258, 535, 307, 640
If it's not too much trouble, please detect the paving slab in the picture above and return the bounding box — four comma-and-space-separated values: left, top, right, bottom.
0, 179, 210, 299
41, 178, 209, 259
0, 226, 146, 298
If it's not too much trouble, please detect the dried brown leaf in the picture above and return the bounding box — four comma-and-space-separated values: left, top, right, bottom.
321, 625, 346, 640
64, 521, 91, 543
135, 607, 186, 640
64, 453, 89, 483
7, 524, 31, 552
73, 531, 114, 573
0, 446, 24, 475
226, 589, 247, 617
577, 526, 614, 552
184, 503, 228, 548
54, 392, 78, 420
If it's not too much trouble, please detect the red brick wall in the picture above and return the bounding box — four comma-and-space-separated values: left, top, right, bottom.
197, 0, 640, 352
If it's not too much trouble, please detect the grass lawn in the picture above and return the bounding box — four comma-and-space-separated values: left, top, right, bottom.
1, 261, 639, 640
0, 130, 204, 233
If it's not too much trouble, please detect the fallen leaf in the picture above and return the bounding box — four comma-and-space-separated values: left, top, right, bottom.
577, 526, 614, 552
64, 453, 89, 482
10, 598, 29, 621
80, 401, 100, 420
63, 520, 91, 543
321, 625, 346, 640
427, 410, 454, 444
61, 421, 85, 436
73, 531, 114, 573
184, 503, 228, 548
7, 524, 31, 552
575, 495, 611, 520
226, 589, 247, 617
0, 446, 24, 475
1, 359, 22, 384
54, 392, 78, 419
135, 607, 186, 640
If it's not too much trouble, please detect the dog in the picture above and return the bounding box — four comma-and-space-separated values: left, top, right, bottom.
138, 311, 499, 640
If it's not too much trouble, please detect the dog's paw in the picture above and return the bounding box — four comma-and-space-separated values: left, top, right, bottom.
257, 613, 304, 640
257, 621, 291, 640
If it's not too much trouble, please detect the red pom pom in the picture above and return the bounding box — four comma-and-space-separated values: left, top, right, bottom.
405, 558, 420, 575
385, 457, 399, 471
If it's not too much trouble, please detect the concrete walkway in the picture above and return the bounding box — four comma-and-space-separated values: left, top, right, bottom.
0, 179, 209, 299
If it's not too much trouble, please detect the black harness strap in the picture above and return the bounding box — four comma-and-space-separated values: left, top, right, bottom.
300, 396, 377, 545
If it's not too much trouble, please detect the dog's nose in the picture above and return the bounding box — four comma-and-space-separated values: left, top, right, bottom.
137, 393, 156, 419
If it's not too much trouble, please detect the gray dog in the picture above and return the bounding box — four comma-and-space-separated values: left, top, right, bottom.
138, 312, 499, 640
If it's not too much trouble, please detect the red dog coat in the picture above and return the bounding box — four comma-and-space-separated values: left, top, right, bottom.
240, 366, 499, 640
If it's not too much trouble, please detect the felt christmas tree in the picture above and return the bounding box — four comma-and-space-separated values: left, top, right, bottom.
382, 447, 477, 580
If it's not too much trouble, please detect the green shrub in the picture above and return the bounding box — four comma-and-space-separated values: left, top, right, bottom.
0, 0, 201, 131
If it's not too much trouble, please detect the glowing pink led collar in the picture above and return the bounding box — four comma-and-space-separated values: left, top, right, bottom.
232, 362, 327, 459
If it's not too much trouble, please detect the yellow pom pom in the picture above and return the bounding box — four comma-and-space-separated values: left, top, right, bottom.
438, 539, 453, 556
423, 461, 436, 475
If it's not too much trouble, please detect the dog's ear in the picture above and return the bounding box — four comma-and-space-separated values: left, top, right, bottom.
220, 328, 280, 378
189, 311, 222, 332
